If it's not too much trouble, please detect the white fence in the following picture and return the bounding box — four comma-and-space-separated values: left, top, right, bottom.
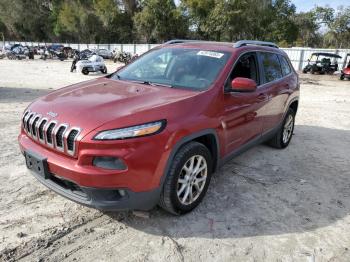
2, 41, 350, 71
283, 48, 350, 71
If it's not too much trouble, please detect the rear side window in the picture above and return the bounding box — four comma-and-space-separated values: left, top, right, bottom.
279, 55, 292, 76
260, 52, 282, 83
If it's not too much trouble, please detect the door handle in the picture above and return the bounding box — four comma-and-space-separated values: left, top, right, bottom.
257, 93, 268, 101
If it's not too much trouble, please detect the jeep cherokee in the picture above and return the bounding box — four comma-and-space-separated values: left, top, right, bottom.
18, 40, 299, 215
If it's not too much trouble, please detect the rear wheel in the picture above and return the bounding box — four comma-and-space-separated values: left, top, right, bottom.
159, 142, 213, 215
268, 108, 295, 149
82, 68, 89, 75
101, 66, 107, 74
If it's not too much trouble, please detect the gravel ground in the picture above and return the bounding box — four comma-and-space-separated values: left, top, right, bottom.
0, 59, 350, 262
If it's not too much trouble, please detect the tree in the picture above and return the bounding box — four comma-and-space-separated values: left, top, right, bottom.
134, 0, 188, 42
0, 0, 52, 41
294, 11, 320, 47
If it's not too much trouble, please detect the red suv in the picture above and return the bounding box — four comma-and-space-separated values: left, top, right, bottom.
18, 40, 299, 215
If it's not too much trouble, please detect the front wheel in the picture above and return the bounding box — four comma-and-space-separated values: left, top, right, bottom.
159, 142, 213, 215
268, 108, 295, 149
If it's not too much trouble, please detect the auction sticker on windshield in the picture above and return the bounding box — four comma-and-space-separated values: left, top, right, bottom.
197, 50, 224, 59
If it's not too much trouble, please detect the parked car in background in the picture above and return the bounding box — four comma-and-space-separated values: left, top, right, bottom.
94, 48, 113, 59
6, 44, 32, 60
62, 47, 74, 59
303, 52, 342, 75
340, 53, 350, 80
79, 49, 94, 60
113, 50, 133, 64
18, 40, 299, 215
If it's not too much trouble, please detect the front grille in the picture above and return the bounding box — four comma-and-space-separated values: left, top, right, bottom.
46, 122, 55, 144
67, 129, 79, 152
31, 116, 40, 137
38, 119, 47, 140
26, 114, 34, 133
22, 111, 29, 129
55, 125, 66, 148
21, 111, 81, 156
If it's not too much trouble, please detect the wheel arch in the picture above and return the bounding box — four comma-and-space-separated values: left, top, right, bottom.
160, 129, 220, 186
289, 100, 299, 114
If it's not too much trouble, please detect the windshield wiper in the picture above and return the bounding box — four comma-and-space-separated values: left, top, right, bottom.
127, 80, 173, 88
147, 82, 173, 88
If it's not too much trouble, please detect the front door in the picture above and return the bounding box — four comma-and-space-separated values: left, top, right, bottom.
222, 52, 269, 155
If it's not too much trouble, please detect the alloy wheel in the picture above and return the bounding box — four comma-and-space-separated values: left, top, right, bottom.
177, 155, 208, 205
282, 114, 294, 144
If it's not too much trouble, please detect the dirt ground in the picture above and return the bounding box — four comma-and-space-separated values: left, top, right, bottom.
0, 59, 350, 262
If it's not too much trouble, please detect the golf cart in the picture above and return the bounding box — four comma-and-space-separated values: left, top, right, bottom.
340, 53, 350, 80
303, 52, 342, 75
76, 54, 107, 75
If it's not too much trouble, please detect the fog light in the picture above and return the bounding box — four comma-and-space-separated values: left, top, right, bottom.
93, 156, 127, 170
118, 189, 126, 197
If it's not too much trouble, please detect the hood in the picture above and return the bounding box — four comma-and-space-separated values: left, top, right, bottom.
27, 78, 198, 136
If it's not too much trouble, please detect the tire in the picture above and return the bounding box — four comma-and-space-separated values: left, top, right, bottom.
302, 69, 307, 74
101, 66, 107, 74
82, 68, 89, 75
159, 142, 213, 215
268, 108, 295, 149
340, 74, 345, 80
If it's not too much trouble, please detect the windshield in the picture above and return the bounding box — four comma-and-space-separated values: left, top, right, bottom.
111, 48, 231, 90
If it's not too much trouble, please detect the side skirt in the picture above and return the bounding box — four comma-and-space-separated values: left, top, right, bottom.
218, 121, 282, 168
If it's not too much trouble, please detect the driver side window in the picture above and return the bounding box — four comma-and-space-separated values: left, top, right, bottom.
225, 52, 259, 90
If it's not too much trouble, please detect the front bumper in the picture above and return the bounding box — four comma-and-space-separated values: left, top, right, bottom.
29, 168, 160, 211
18, 132, 170, 191
18, 124, 171, 210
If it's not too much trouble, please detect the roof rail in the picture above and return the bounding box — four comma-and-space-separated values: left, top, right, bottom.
234, 40, 279, 49
164, 39, 204, 45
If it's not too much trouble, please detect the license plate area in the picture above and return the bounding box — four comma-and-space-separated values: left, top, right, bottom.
25, 151, 49, 179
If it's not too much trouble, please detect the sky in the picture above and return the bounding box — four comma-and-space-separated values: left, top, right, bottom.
291, 0, 347, 12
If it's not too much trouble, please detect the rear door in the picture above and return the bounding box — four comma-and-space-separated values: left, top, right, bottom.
257, 52, 292, 133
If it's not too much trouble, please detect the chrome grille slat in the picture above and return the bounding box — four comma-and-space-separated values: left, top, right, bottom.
21, 111, 81, 156
66, 128, 81, 156
54, 124, 68, 151
38, 118, 48, 142
26, 113, 34, 134
22, 111, 29, 130
46, 121, 57, 146
31, 115, 41, 138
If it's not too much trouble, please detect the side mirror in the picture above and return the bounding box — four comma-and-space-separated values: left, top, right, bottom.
231, 77, 257, 92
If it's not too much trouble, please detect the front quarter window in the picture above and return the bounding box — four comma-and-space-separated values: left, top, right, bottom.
112, 48, 230, 91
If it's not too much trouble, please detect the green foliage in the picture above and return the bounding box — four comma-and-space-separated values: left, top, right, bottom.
134, 0, 188, 42
0, 0, 348, 47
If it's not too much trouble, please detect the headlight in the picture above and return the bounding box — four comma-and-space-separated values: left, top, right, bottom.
93, 120, 166, 140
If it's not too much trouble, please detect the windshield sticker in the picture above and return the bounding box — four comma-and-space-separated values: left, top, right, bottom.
197, 50, 224, 59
